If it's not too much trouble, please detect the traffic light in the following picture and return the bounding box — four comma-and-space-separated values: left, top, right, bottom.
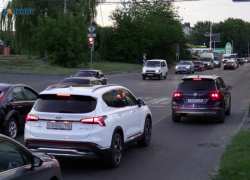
209, 47, 212, 52
89, 37, 94, 48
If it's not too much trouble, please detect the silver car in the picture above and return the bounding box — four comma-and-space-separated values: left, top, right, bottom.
0, 134, 61, 180
175, 60, 195, 74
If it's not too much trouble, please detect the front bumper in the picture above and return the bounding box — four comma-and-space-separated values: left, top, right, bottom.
172, 106, 223, 116
142, 72, 161, 77
204, 64, 212, 68
175, 68, 190, 72
25, 139, 111, 159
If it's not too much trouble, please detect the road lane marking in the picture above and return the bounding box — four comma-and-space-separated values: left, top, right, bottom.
151, 98, 170, 104
160, 99, 171, 105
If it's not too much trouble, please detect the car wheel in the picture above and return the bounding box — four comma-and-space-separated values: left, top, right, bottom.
107, 133, 123, 168
137, 117, 152, 147
188, 70, 191, 74
175, 72, 177, 74
164, 73, 167, 79
225, 99, 231, 116
158, 74, 162, 80
217, 107, 225, 123
6, 118, 18, 139
172, 113, 181, 122
192, 70, 194, 74
143, 76, 145, 80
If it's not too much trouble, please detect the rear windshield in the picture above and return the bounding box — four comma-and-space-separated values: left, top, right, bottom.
200, 58, 211, 62
60, 79, 90, 85
74, 71, 97, 77
193, 62, 201, 64
34, 95, 97, 113
177, 79, 216, 91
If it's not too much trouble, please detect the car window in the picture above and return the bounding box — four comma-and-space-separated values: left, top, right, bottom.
0, 139, 32, 173
103, 92, 114, 107
6, 91, 13, 102
121, 89, 138, 106
110, 90, 127, 108
216, 79, 221, 90
218, 77, 227, 89
23, 87, 37, 101
145, 61, 160, 67
12, 87, 26, 101
74, 71, 96, 77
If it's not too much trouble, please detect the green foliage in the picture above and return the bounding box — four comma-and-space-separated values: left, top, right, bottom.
32, 13, 88, 68
190, 21, 211, 47
99, 0, 188, 64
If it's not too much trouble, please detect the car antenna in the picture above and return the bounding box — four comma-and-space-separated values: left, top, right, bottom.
2, 74, 11, 84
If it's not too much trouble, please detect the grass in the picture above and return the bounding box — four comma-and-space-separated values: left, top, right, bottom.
212, 130, 250, 180
0, 59, 142, 74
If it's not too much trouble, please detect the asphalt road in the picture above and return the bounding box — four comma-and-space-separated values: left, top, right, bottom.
1, 63, 250, 180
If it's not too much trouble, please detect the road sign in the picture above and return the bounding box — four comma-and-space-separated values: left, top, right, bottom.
87, 33, 96, 37
212, 33, 220, 42
88, 25, 95, 33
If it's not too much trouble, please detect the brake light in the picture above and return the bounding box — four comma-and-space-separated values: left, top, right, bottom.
210, 93, 219, 98
26, 114, 39, 123
57, 94, 70, 97
224, 64, 226, 66
173, 93, 181, 97
80, 116, 107, 127
231, 64, 234, 66
0, 90, 6, 101
193, 78, 201, 81
54, 84, 60, 87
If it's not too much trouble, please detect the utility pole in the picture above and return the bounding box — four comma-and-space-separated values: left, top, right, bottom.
90, 8, 93, 69
64, 0, 67, 13
210, 23, 212, 51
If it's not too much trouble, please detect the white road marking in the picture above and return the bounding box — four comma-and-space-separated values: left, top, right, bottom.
145, 98, 160, 104
151, 98, 170, 104
160, 99, 171, 105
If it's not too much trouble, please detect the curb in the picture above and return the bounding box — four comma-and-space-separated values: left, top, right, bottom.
238, 110, 250, 131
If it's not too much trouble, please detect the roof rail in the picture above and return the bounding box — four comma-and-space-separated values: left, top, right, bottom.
92, 84, 119, 93
183, 75, 189, 78
212, 74, 219, 78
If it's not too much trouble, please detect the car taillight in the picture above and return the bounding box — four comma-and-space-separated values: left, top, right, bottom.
26, 114, 39, 123
193, 78, 201, 80
224, 64, 226, 66
231, 64, 234, 66
210, 93, 219, 98
80, 116, 107, 127
173, 93, 181, 97
0, 90, 6, 101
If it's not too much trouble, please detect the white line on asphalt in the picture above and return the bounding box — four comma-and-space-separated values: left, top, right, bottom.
160, 99, 171, 105
145, 98, 160, 104
151, 98, 170, 104
149, 106, 165, 108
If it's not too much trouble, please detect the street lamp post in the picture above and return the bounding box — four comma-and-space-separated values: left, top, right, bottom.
228, 38, 233, 54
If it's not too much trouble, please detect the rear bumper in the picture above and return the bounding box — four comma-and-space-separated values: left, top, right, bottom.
224, 66, 234, 69
172, 106, 223, 116
25, 139, 111, 159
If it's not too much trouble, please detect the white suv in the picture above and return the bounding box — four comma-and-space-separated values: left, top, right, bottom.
24, 85, 152, 168
142, 59, 168, 80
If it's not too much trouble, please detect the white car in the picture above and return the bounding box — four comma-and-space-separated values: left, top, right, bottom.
24, 85, 152, 168
142, 59, 168, 80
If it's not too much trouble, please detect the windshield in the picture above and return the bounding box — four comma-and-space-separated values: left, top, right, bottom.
145, 61, 161, 67
193, 62, 201, 65
200, 58, 211, 62
178, 61, 191, 65
74, 71, 97, 77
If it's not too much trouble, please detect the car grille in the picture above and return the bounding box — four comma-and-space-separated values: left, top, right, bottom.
146, 70, 155, 73
178, 67, 186, 69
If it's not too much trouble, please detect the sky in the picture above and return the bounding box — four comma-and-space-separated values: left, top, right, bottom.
0, 0, 249, 27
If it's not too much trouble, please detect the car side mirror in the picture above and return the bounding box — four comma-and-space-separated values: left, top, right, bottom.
227, 85, 233, 90
138, 99, 146, 107
31, 156, 43, 170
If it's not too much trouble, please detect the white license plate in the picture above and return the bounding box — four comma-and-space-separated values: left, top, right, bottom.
188, 99, 203, 103
147, 74, 153, 76
47, 122, 72, 130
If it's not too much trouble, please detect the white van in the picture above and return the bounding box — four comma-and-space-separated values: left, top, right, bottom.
142, 59, 168, 80
199, 53, 214, 69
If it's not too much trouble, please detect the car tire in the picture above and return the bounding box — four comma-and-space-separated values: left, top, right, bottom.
137, 117, 152, 147
164, 73, 167, 79
175, 72, 178, 74
143, 76, 145, 80
172, 113, 181, 122
5, 118, 18, 139
188, 70, 191, 74
192, 70, 194, 74
217, 107, 225, 123
158, 74, 162, 80
225, 99, 231, 116
107, 133, 123, 168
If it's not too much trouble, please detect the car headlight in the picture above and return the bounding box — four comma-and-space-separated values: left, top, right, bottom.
175, 66, 178, 69
186, 66, 190, 69
155, 70, 160, 73
142, 69, 146, 73
208, 64, 210, 66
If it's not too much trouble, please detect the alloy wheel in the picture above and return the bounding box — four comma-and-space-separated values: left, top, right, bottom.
145, 120, 152, 145
113, 135, 122, 165
9, 121, 17, 138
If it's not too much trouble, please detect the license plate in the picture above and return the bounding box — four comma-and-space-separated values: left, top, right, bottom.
188, 99, 203, 103
147, 74, 153, 76
47, 122, 72, 130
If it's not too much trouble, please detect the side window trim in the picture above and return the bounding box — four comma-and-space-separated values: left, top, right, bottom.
121, 89, 138, 106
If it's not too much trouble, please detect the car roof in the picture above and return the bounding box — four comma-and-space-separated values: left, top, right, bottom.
40, 84, 125, 97
147, 59, 166, 62
0, 83, 32, 91
182, 75, 219, 80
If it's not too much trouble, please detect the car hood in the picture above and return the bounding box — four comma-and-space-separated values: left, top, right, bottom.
142, 67, 161, 70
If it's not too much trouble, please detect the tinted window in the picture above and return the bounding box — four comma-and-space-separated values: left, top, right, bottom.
74, 71, 97, 77
110, 90, 127, 108
24, 87, 37, 100
145, 61, 160, 67
216, 79, 221, 90
34, 95, 97, 113
218, 77, 226, 88
193, 62, 201, 65
177, 79, 216, 91
200, 58, 211, 62
179, 61, 191, 65
103, 92, 114, 107
13, 87, 26, 101
60, 78, 90, 85
0, 139, 32, 173
122, 89, 137, 106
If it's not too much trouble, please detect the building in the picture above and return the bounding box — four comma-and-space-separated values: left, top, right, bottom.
182, 22, 193, 36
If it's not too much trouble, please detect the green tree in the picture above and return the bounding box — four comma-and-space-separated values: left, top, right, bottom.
190, 21, 212, 47
32, 13, 88, 68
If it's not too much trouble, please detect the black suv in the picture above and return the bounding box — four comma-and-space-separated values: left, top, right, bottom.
172, 75, 232, 123
0, 84, 38, 138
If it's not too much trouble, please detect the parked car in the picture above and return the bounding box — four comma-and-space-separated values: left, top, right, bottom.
172, 75, 232, 123
0, 133, 61, 180
25, 84, 152, 168
193, 61, 204, 71
73, 70, 108, 85
175, 60, 195, 74
224, 61, 237, 70
45, 77, 103, 90
142, 59, 168, 80
237, 58, 245, 66
0, 84, 38, 139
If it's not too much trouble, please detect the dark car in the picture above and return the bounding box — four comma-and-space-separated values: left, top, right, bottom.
214, 57, 221, 68
73, 70, 108, 85
0, 134, 61, 180
193, 61, 204, 71
45, 77, 103, 90
224, 61, 237, 70
236, 58, 245, 66
172, 75, 232, 123
0, 84, 38, 139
